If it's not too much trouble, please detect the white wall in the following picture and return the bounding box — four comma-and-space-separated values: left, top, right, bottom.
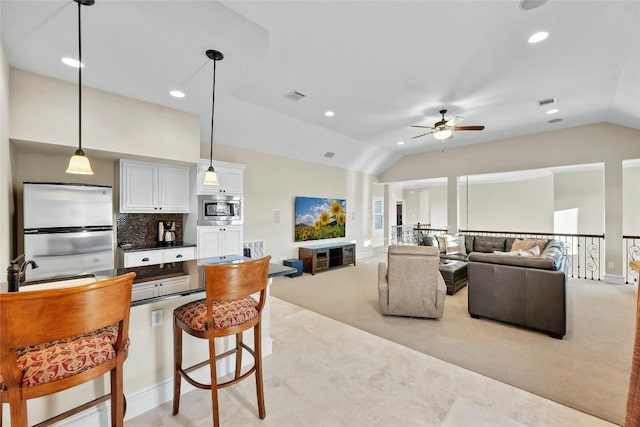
10, 69, 200, 163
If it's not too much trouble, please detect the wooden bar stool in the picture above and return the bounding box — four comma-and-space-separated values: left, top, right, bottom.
173, 256, 271, 427
0, 273, 135, 427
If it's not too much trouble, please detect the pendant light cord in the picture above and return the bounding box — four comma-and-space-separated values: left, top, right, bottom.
77, 0, 83, 152
209, 59, 217, 167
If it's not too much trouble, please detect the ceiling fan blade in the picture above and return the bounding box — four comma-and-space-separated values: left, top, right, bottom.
446, 116, 464, 126
411, 131, 433, 139
454, 125, 485, 131
411, 125, 435, 129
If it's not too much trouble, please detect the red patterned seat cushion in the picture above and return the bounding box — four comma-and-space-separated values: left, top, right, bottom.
0, 324, 119, 389
174, 297, 259, 332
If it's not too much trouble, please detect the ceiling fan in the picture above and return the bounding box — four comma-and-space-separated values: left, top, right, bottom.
411, 109, 485, 141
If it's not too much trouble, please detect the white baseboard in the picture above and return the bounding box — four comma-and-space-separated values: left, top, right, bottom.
55, 337, 273, 427
603, 274, 626, 285
357, 249, 374, 259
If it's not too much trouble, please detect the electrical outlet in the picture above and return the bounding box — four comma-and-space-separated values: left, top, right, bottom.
151, 309, 163, 327
608, 261, 614, 269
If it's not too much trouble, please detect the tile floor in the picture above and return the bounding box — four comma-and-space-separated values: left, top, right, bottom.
126, 297, 615, 427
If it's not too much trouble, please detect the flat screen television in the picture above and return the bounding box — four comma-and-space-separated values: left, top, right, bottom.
294, 196, 346, 242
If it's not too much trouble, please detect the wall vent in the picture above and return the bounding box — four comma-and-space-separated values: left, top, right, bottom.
283, 90, 306, 101
323, 152, 335, 158
538, 97, 556, 106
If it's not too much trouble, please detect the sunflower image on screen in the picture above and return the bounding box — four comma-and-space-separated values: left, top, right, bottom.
294, 196, 346, 242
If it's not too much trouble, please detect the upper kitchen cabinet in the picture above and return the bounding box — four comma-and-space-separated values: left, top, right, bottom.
196, 160, 246, 195
119, 159, 191, 213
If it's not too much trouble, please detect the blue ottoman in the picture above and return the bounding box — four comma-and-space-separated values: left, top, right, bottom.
283, 259, 303, 277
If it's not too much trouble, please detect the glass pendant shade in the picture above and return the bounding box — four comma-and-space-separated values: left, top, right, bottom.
66, 0, 94, 175
203, 166, 219, 185
433, 128, 453, 140
65, 149, 94, 174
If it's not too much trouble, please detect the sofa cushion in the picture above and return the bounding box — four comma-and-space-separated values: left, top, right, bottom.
473, 236, 507, 253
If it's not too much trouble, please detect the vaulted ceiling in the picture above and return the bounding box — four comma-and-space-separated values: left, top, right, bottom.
2, 1, 639, 174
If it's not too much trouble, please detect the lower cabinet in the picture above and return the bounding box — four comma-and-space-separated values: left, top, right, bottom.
119, 246, 197, 268
131, 275, 191, 302
197, 225, 243, 259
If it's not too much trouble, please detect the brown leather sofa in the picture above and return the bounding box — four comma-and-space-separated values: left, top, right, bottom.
467, 239, 567, 339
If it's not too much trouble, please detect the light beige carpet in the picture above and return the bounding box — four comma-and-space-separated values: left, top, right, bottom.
270, 253, 636, 425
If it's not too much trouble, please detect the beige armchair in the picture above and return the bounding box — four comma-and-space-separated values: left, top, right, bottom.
378, 245, 446, 319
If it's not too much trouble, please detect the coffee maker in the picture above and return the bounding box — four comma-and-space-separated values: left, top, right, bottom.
158, 220, 176, 246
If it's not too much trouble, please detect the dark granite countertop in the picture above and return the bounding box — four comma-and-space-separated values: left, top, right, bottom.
118, 243, 197, 252
17, 257, 297, 307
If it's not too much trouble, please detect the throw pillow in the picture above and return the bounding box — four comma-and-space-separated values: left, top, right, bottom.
423, 235, 440, 251
511, 238, 547, 253
444, 235, 467, 256
436, 235, 447, 254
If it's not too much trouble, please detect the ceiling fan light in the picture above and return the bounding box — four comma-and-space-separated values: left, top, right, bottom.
433, 128, 453, 140
65, 149, 94, 175
203, 166, 219, 186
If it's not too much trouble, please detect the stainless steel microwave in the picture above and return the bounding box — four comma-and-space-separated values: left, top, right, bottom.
198, 195, 242, 226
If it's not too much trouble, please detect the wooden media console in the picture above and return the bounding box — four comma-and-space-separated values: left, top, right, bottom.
298, 243, 356, 275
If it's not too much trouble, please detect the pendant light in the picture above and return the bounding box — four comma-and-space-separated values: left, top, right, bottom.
66, 0, 94, 175
203, 49, 223, 186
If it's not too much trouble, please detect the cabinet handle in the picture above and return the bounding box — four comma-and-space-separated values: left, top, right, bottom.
154, 207, 157, 210
176, 254, 183, 259
142, 257, 149, 262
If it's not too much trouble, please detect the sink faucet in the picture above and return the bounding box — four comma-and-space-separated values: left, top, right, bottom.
6, 254, 39, 292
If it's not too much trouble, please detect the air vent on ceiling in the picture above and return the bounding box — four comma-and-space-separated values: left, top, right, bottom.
538, 97, 556, 106
283, 90, 306, 101
548, 118, 563, 123
323, 152, 335, 158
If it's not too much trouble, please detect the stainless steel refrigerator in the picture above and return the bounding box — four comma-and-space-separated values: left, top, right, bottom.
23, 182, 114, 280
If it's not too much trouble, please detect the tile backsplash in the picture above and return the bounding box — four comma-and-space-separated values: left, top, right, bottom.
116, 213, 184, 249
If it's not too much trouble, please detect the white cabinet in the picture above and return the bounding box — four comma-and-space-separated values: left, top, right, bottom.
197, 225, 243, 259
119, 159, 191, 213
119, 246, 197, 268
131, 275, 192, 302
196, 160, 246, 195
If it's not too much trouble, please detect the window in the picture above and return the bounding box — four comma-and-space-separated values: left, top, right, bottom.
373, 197, 383, 231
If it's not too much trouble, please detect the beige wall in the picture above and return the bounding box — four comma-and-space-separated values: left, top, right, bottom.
460, 175, 555, 232
381, 123, 639, 183
0, 32, 11, 274
554, 169, 604, 235
209, 143, 378, 259
623, 165, 640, 236
381, 123, 640, 279
10, 69, 200, 163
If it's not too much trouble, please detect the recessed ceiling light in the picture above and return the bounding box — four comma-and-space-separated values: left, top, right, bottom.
169, 90, 185, 98
519, 0, 548, 10
61, 57, 83, 68
546, 109, 559, 115
528, 31, 549, 44
324, 111, 335, 117
397, 141, 404, 145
